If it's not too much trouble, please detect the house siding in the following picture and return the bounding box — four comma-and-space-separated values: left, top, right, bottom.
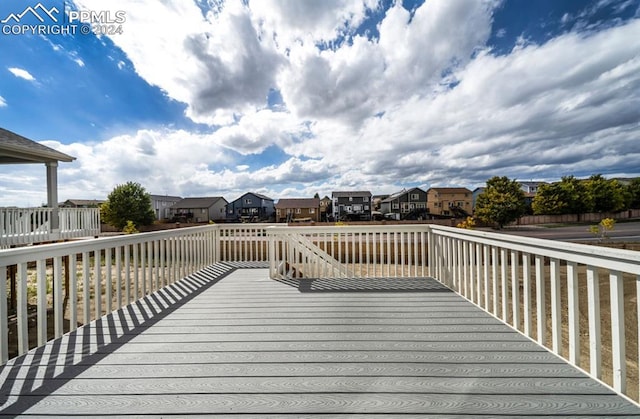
427, 188, 472, 217
226, 193, 275, 222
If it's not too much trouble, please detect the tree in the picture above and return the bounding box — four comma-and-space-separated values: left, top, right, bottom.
628, 178, 640, 209
475, 176, 526, 229
532, 182, 568, 215
532, 176, 589, 215
585, 174, 628, 213
101, 181, 155, 230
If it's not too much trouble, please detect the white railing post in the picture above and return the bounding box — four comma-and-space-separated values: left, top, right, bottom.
567, 261, 579, 365
550, 258, 561, 354
535, 255, 546, 346
609, 270, 626, 393
587, 266, 602, 379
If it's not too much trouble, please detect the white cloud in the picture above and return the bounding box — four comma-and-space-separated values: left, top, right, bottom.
4, 2, 639, 206
7, 67, 36, 81
0, 95, 6, 107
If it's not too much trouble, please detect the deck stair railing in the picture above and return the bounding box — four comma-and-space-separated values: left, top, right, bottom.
271, 231, 354, 279
267, 225, 428, 279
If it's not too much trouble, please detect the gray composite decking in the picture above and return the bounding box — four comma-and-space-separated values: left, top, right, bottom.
1, 262, 640, 417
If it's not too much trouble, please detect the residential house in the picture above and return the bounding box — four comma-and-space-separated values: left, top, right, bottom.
519, 181, 547, 209
319, 196, 332, 221
149, 194, 182, 221
226, 192, 275, 222
331, 191, 372, 221
275, 198, 320, 223
372, 194, 389, 212
171, 197, 227, 222
427, 187, 472, 217
472, 187, 485, 213
380, 187, 427, 220
60, 199, 104, 208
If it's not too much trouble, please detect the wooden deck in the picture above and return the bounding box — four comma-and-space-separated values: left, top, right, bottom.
1, 263, 639, 417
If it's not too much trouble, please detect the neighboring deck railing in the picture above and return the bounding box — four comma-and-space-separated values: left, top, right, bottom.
1, 222, 639, 402
0, 207, 101, 247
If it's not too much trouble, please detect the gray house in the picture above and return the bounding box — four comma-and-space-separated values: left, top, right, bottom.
226, 192, 275, 222
380, 187, 427, 220
170, 197, 227, 222
331, 191, 372, 221
150, 194, 182, 221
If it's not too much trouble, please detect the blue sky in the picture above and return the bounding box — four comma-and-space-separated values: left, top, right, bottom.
1, 0, 639, 206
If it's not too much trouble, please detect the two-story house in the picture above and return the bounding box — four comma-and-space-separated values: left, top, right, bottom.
427, 187, 472, 217
171, 197, 228, 222
149, 194, 182, 221
331, 191, 372, 221
519, 181, 547, 209
226, 192, 275, 222
275, 198, 320, 223
319, 196, 332, 221
380, 187, 428, 220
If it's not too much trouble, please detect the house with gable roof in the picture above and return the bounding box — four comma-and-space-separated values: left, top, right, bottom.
275, 198, 321, 223
380, 187, 427, 220
171, 197, 227, 222
226, 192, 275, 222
331, 191, 372, 221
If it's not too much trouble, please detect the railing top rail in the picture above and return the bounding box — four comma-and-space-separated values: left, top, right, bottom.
0, 224, 218, 267
429, 224, 640, 273
266, 224, 432, 234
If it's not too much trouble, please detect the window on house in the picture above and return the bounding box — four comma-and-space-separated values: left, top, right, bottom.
201, 209, 206, 213
310, 208, 315, 213
364, 205, 369, 210
349, 196, 353, 201
392, 203, 399, 209
296, 208, 301, 214
410, 194, 419, 200
244, 199, 252, 204
363, 196, 369, 202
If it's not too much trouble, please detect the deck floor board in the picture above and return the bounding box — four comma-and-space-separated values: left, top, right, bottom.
1, 265, 639, 417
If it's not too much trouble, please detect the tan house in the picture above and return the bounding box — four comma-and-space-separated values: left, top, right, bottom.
427, 187, 472, 217
275, 198, 320, 223
319, 196, 331, 221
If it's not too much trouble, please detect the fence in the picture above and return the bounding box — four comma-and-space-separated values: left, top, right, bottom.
0, 207, 100, 247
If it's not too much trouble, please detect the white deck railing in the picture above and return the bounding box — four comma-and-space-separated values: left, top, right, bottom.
0, 224, 219, 364
1, 222, 639, 402
0, 207, 101, 247
267, 223, 640, 401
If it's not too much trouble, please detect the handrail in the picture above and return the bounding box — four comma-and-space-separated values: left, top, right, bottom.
266, 223, 640, 402
0, 207, 100, 247
0, 224, 218, 364
1, 221, 639, 403
428, 224, 640, 400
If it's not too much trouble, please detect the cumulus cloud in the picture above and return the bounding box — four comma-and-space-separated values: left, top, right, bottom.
5, 1, 638, 207
0, 95, 6, 107
7, 67, 36, 81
